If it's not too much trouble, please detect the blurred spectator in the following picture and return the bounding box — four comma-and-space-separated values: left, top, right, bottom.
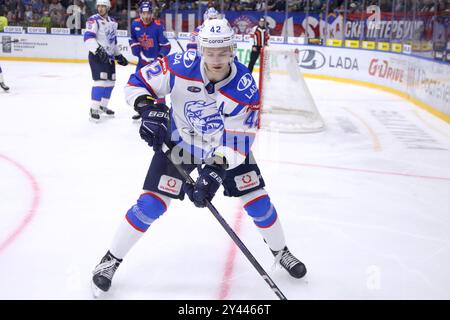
40, 9, 51, 28
1, 0, 449, 33
0, 14, 7, 31
49, 0, 64, 26
31, 0, 44, 12
240, 0, 256, 10
49, 0, 63, 13
24, 4, 33, 22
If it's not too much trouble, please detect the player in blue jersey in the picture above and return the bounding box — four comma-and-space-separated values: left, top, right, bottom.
186, 7, 219, 51
129, 1, 171, 120
0, 65, 9, 91
129, 1, 171, 70
84, 0, 128, 122
91, 18, 306, 296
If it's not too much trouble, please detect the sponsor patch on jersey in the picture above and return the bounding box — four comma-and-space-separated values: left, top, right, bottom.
237, 73, 253, 91
187, 86, 201, 93
135, 27, 141, 31
234, 171, 260, 191
184, 100, 224, 135
87, 20, 95, 30
158, 175, 182, 195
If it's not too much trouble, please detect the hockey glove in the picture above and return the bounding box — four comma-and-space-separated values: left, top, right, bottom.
115, 54, 128, 66
136, 95, 169, 152
183, 164, 226, 208
95, 46, 110, 64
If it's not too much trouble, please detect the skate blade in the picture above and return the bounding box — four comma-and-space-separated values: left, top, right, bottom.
89, 117, 101, 123
91, 281, 106, 299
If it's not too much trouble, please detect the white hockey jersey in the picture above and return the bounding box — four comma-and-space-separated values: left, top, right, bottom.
125, 51, 260, 170
84, 14, 120, 56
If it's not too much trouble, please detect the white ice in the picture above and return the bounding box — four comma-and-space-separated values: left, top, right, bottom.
0, 60, 450, 300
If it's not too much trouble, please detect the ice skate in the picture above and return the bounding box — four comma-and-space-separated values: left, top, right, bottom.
132, 113, 141, 121
99, 106, 115, 117
0, 82, 9, 92
272, 246, 307, 279
91, 251, 122, 298
89, 108, 101, 122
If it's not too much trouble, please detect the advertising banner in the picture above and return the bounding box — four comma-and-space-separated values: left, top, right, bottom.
1, 33, 448, 118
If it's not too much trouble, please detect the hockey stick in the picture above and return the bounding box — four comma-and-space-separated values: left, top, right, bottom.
161, 143, 287, 300
174, 31, 185, 53
175, 38, 185, 53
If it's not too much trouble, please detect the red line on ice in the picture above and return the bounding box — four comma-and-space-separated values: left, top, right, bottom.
218, 205, 244, 300
0, 154, 41, 254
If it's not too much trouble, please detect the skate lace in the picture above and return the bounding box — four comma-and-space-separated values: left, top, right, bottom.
94, 258, 119, 280
273, 249, 299, 271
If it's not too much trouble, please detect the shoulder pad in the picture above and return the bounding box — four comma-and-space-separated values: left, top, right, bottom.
220, 62, 260, 106
87, 14, 100, 22
166, 51, 202, 82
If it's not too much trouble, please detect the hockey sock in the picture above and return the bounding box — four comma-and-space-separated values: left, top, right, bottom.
110, 192, 170, 259
91, 86, 103, 110
241, 189, 286, 252
100, 86, 114, 108
109, 219, 144, 260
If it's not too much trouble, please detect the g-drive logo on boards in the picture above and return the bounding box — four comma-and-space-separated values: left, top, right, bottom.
297, 49, 359, 71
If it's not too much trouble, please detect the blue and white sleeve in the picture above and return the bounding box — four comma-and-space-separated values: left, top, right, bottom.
84, 18, 99, 53
124, 58, 171, 107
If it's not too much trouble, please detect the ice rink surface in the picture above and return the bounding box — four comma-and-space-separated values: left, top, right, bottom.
1, 60, 450, 300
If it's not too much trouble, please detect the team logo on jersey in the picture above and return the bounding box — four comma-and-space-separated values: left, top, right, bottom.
184, 100, 224, 135
187, 86, 201, 93
234, 171, 260, 191
237, 73, 253, 91
138, 34, 154, 50
183, 50, 197, 68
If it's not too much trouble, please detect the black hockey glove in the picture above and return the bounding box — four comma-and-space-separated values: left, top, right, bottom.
115, 54, 128, 66
135, 95, 169, 152
183, 164, 226, 208
95, 46, 110, 64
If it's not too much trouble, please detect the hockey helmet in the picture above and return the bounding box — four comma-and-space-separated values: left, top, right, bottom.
96, 0, 111, 8
198, 18, 236, 63
203, 7, 219, 21
139, 1, 152, 12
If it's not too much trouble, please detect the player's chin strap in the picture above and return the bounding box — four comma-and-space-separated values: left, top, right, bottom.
161, 143, 288, 301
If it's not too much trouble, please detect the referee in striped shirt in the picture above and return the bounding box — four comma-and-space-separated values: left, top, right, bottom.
248, 17, 270, 73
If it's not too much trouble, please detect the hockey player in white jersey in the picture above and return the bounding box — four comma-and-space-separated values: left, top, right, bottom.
0, 65, 9, 91
91, 18, 306, 296
186, 7, 219, 51
84, 0, 128, 121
